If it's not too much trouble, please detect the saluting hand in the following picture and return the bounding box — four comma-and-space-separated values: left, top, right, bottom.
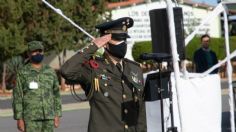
17, 119, 25, 132
54, 116, 60, 128
92, 34, 111, 48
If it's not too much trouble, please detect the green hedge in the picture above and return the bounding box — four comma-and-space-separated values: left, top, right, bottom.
132, 41, 152, 63
132, 36, 236, 62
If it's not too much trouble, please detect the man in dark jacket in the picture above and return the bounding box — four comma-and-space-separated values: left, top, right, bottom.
193, 34, 218, 74
61, 17, 147, 132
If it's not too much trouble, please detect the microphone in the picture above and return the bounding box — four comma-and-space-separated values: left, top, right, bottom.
139, 53, 172, 62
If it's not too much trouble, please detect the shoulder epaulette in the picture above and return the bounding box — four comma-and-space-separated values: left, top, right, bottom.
124, 58, 141, 67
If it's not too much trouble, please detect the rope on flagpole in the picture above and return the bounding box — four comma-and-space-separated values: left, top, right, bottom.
42, 0, 95, 40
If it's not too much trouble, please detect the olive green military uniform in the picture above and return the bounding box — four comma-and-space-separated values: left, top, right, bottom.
61, 43, 147, 132
13, 63, 62, 132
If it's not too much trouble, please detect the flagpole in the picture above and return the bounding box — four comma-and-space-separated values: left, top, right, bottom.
42, 0, 95, 39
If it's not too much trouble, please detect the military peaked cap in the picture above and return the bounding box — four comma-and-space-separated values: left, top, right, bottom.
95, 17, 134, 40
28, 41, 44, 52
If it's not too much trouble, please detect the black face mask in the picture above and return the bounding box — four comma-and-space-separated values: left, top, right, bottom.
106, 41, 127, 59
31, 54, 44, 64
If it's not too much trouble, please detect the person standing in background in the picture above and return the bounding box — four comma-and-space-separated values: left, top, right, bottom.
12, 41, 62, 132
193, 34, 218, 74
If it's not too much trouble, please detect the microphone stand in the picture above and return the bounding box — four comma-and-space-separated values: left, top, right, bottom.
167, 69, 178, 132
157, 62, 165, 132
156, 60, 178, 132
140, 53, 178, 132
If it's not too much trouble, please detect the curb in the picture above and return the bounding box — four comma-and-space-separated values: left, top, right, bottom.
0, 102, 90, 118
0, 90, 84, 100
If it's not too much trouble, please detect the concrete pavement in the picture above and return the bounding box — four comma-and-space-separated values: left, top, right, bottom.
0, 90, 89, 117
0, 80, 235, 132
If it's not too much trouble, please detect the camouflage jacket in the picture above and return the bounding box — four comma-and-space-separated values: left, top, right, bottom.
61, 43, 147, 132
13, 64, 62, 120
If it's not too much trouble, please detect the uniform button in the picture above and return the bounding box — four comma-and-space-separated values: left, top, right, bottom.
124, 109, 128, 114
124, 124, 128, 129
122, 80, 125, 84
138, 89, 141, 92
122, 94, 126, 99
135, 96, 138, 102
104, 83, 108, 87
104, 92, 109, 97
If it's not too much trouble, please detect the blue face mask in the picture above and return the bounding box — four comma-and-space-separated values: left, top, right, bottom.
31, 54, 44, 64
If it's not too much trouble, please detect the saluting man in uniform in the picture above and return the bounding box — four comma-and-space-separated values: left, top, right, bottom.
13, 41, 62, 132
61, 17, 147, 132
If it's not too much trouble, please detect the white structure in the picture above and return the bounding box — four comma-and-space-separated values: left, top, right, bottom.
111, 1, 221, 42
145, 1, 236, 132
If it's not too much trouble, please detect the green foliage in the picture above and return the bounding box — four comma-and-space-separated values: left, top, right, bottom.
132, 37, 236, 62
132, 41, 152, 63
0, 0, 108, 59
0, 0, 27, 61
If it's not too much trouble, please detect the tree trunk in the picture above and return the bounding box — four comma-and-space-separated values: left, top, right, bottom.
58, 50, 66, 91
2, 63, 6, 93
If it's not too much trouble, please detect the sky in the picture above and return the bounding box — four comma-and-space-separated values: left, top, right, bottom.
192, 0, 236, 19
192, 0, 218, 5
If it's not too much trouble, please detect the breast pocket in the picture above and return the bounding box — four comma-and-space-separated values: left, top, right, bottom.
92, 76, 113, 103
41, 74, 54, 91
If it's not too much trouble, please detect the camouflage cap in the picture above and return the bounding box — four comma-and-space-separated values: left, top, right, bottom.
28, 41, 44, 52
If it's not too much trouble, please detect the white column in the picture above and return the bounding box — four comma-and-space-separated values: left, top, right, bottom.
223, 8, 235, 132
166, 0, 183, 131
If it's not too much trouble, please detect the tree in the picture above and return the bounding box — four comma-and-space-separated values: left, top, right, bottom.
0, 0, 109, 92
0, 0, 27, 92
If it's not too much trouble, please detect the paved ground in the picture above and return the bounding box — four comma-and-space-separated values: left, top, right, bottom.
0, 109, 89, 132
0, 80, 235, 132
0, 90, 86, 110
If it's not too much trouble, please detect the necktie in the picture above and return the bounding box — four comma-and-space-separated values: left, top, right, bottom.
116, 63, 122, 72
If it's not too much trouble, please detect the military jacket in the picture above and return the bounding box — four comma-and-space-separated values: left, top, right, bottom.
13, 64, 62, 120
61, 43, 147, 132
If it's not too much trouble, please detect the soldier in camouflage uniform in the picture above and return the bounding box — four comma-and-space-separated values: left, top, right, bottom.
61, 17, 147, 132
12, 41, 62, 132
